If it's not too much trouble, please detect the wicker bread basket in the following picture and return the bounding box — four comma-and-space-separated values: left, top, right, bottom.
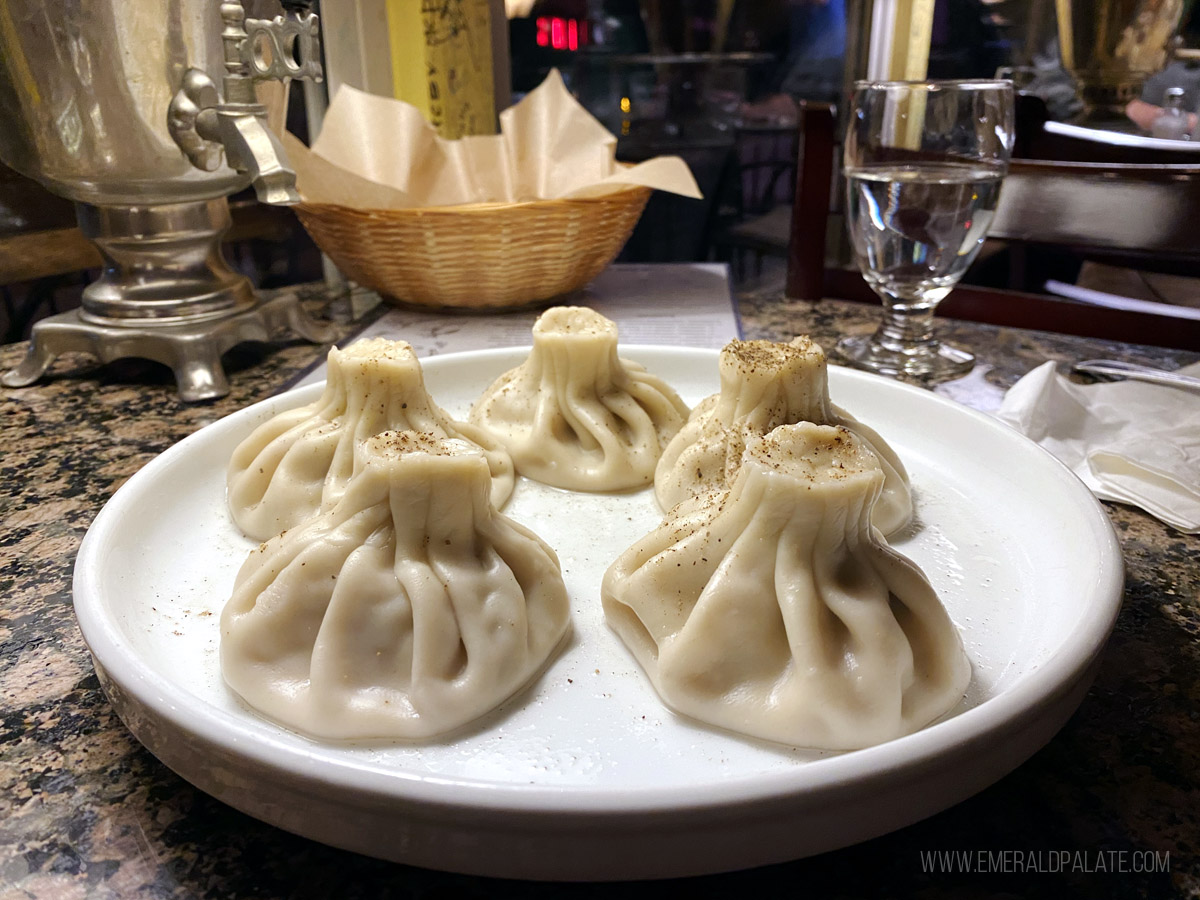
294, 185, 652, 310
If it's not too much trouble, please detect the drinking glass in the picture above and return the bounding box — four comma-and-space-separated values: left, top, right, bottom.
835, 80, 1015, 379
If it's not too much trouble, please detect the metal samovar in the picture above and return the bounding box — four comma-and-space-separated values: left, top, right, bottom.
0, 0, 331, 400
1056, 0, 1195, 121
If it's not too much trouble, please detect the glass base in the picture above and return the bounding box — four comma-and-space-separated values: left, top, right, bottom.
834, 334, 975, 380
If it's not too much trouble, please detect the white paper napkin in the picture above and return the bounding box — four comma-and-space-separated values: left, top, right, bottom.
995, 361, 1200, 532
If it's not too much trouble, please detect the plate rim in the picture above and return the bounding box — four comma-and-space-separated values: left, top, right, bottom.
73, 345, 1125, 819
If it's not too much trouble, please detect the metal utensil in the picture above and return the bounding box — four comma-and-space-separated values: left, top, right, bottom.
1072, 360, 1200, 392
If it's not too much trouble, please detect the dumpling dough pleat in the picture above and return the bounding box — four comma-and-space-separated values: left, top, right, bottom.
228, 338, 514, 542
221, 432, 570, 740
469, 306, 689, 492
654, 337, 912, 536
604, 423, 970, 750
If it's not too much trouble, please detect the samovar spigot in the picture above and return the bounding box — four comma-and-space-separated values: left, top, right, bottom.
168, 0, 322, 205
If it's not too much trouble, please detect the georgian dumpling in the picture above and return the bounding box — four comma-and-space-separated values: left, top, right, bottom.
227, 338, 514, 542
604, 423, 970, 751
654, 337, 912, 536
468, 306, 690, 492
221, 431, 570, 741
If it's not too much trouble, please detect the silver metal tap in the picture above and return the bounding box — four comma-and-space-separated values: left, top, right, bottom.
168, 1, 323, 205
213, 112, 302, 205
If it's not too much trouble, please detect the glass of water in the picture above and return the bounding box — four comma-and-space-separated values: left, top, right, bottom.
835, 80, 1015, 379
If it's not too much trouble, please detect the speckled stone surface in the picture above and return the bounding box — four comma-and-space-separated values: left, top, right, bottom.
1, 280, 1197, 899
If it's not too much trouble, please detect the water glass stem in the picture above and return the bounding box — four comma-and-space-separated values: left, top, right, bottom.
874, 293, 939, 352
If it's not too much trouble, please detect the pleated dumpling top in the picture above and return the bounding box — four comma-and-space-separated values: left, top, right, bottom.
605, 423, 969, 751
228, 338, 515, 542
221, 431, 570, 740
654, 337, 912, 536
469, 306, 689, 492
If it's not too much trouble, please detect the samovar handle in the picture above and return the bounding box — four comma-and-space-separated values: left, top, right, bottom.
166, 70, 225, 173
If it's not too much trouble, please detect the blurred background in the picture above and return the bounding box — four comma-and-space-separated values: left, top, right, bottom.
3, 0, 1198, 342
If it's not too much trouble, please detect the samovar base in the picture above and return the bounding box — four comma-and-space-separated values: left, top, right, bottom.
1, 291, 333, 402
1070, 80, 1146, 125
3, 197, 335, 401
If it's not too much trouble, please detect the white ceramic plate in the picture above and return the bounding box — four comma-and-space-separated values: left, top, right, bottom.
1044, 119, 1200, 152
73, 347, 1123, 881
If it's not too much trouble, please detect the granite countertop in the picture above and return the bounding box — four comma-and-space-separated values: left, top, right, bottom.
1, 280, 1197, 899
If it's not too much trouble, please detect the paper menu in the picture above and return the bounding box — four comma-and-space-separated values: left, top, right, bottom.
292, 263, 740, 389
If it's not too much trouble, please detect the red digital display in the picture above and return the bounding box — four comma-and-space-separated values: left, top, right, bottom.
535, 17, 588, 51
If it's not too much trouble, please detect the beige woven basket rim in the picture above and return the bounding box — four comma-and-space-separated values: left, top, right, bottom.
296, 184, 652, 217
